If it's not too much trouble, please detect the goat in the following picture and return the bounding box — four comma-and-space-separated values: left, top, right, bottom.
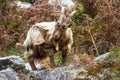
23, 6, 76, 70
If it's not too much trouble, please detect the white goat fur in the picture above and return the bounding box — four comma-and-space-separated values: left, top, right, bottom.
23, 21, 73, 53
23, 22, 55, 47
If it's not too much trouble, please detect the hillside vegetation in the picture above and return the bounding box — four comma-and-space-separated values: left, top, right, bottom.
0, 0, 120, 79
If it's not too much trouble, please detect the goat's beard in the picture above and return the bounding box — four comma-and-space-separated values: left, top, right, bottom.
53, 38, 60, 42
52, 34, 64, 51
52, 38, 60, 51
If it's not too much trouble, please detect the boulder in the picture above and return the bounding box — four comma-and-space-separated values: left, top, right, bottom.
25, 63, 43, 71
15, 1, 32, 9
95, 52, 110, 62
0, 55, 25, 72
0, 55, 102, 80
0, 68, 18, 80
48, 0, 75, 8
33, 65, 88, 80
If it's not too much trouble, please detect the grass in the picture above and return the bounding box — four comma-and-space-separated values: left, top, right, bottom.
54, 51, 62, 66
0, 46, 24, 57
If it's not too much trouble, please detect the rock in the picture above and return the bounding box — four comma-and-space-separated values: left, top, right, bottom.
0, 68, 19, 80
48, 0, 75, 8
25, 63, 43, 71
0, 55, 106, 80
0, 55, 25, 72
15, 1, 31, 9
33, 65, 88, 80
95, 52, 110, 62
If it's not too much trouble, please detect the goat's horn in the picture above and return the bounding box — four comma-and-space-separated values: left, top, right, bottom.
64, 11, 76, 24
57, 6, 65, 23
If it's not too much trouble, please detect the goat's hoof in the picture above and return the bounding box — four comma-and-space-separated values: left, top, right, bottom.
32, 67, 38, 71
39, 67, 47, 70
32, 69, 37, 71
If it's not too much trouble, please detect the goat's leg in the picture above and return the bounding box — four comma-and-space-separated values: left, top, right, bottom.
28, 55, 37, 70
49, 56, 55, 67
49, 49, 55, 67
62, 49, 68, 63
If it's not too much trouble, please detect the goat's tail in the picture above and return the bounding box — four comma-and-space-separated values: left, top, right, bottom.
23, 30, 31, 51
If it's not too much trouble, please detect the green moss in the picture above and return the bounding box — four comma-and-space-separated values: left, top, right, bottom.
54, 52, 62, 66
74, 4, 84, 24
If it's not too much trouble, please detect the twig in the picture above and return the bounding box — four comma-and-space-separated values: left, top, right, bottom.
87, 26, 99, 56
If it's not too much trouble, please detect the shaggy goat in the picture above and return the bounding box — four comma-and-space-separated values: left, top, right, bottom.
23, 6, 76, 70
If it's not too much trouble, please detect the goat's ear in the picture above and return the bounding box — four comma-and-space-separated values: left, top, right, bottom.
68, 23, 72, 28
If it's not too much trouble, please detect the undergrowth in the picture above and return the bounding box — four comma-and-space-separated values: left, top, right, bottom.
0, 46, 24, 57
73, 0, 120, 56
0, 0, 120, 79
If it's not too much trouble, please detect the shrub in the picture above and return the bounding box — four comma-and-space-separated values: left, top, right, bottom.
73, 0, 120, 55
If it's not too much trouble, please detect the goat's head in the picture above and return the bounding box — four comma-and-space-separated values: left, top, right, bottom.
53, 22, 71, 41
53, 6, 76, 41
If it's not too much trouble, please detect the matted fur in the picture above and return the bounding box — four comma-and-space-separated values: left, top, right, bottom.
23, 21, 73, 56
23, 21, 56, 58
23, 22, 56, 48
23, 6, 75, 70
